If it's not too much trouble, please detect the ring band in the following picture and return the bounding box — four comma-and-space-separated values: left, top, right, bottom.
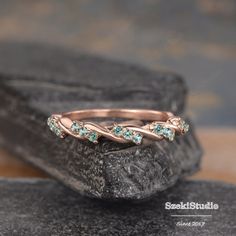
47, 109, 189, 145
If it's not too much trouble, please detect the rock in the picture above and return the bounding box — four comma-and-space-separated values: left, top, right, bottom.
0, 42, 202, 200
0, 179, 235, 236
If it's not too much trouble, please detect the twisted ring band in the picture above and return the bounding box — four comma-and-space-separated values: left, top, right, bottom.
47, 109, 189, 145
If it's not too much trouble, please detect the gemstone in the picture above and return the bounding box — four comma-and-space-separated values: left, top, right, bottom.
47, 117, 55, 129
162, 127, 175, 141
47, 117, 63, 137
153, 124, 163, 135
183, 123, 189, 133
113, 126, 123, 136
79, 127, 89, 137
70, 121, 89, 137
123, 129, 133, 140
132, 133, 143, 145
88, 131, 98, 143
54, 128, 62, 137
179, 120, 189, 133
47, 117, 52, 126
71, 122, 81, 133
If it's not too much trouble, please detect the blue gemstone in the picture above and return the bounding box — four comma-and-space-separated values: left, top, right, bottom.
79, 127, 89, 137
113, 126, 123, 136
47, 117, 63, 137
88, 131, 98, 143
54, 128, 62, 137
162, 127, 175, 141
71, 122, 81, 133
133, 133, 143, 144
123, 129, 133, 140
153, 124, 163, 135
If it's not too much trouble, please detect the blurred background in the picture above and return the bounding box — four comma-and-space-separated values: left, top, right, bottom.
0, 0, 235, 182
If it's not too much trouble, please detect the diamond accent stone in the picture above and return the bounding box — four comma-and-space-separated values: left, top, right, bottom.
112, 126, 123, 136
71, 122, 82, 133
151, 122, 175, 141
177, 120, 189, 134
132, 133, 143, 145
88, 131, 98, 143
153, 124, 163, 135
162, 127, 175, 141
47, 117, 64, 137
70, 121, 98, 143
123, 129, 133, 140
112, 126, 143, 144
79, 127, 89, 137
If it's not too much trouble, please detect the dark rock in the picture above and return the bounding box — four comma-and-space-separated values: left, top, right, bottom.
0, 42, 202, 200
0, 179, 235, 236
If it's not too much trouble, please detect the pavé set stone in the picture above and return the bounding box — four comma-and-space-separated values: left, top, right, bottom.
47, 117, 65, 138
70, 121, 99, 143
112, 126, 143, 144
47, 109, 189, 145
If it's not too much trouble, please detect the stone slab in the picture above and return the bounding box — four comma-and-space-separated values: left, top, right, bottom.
0, 179, 235, 236
0, 42, 202, 200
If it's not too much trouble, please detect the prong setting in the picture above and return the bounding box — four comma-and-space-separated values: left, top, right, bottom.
70, 121, 99, 143
47, 117, 65, 138
112, 126, 143, 145
47, 111, 189, 145
151, 122, 175, 141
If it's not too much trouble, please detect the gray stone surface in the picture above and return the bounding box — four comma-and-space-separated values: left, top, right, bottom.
0, 178, 235, 236
0, 42, 202, 200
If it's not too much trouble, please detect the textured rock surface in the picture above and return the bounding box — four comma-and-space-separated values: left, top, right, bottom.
0, 179, 235, 236
0, 42, 202, 200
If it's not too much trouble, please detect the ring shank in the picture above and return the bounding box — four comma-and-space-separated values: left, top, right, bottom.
62, 109, 173, 121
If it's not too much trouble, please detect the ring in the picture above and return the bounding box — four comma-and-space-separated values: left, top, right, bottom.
47, 109, 189, 145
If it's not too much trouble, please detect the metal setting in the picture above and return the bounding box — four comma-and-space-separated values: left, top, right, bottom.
47, 109, 189, 145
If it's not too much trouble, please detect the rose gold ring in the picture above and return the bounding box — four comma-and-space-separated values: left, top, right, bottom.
47, 109, 189, 145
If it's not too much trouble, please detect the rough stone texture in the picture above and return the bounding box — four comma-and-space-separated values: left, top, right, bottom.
0, 42, 202, 200
0, 179, 235, 236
